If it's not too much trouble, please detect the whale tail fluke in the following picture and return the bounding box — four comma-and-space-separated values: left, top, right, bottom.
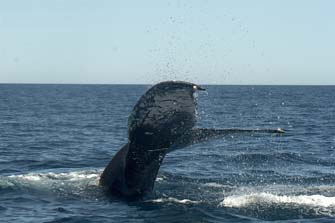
99, 81, 285, 199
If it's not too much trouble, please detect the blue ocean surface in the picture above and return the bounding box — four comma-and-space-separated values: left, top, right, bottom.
0, 84, 334, 222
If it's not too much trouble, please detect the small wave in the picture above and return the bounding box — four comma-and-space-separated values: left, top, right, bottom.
221, 192, 335, 208
8, 170, 100, 182
0, 169, 104, 199
204, 182, 226, 188
156, 176, 165, 182
147, 197, 200, 204
218, 185, 335, 219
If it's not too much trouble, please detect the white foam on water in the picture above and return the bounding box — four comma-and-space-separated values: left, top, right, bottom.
8, 169, 101, 182
204, 182, 233, 189
220, 192, 335, 208
11, 174, 42, 181
156, 177, 164, 182
2, 169, 104, 198
149, 197, 200, 204
204, 182, 225, 188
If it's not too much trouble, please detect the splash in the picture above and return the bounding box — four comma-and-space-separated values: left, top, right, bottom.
0, 169, 171, 199
148, 197, 200, 204
0, 169, 103, 199
221, 192, 335, 208
219, 185, 335, 218
8, 170, 100, 182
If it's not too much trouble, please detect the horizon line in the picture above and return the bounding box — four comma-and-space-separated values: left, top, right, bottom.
0, 82, 334, 86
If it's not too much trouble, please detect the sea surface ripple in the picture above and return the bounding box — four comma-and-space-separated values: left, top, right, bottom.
0, 84, 335, 222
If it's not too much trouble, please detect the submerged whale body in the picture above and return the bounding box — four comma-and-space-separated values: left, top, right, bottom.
99, 81, 283, 199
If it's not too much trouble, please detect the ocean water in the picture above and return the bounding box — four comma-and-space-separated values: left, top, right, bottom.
0, 84, 334, 222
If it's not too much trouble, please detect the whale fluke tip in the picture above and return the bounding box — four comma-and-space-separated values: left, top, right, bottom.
193, 85, 206, 91
276, 128, 285, 133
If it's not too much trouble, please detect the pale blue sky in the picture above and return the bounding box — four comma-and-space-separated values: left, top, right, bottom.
0, 0, 334, 84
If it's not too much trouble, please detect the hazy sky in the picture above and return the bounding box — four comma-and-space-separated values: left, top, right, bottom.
0, 0, 334, 84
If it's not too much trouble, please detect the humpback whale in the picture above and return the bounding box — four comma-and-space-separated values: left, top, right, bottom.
99, 81, 283, 199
